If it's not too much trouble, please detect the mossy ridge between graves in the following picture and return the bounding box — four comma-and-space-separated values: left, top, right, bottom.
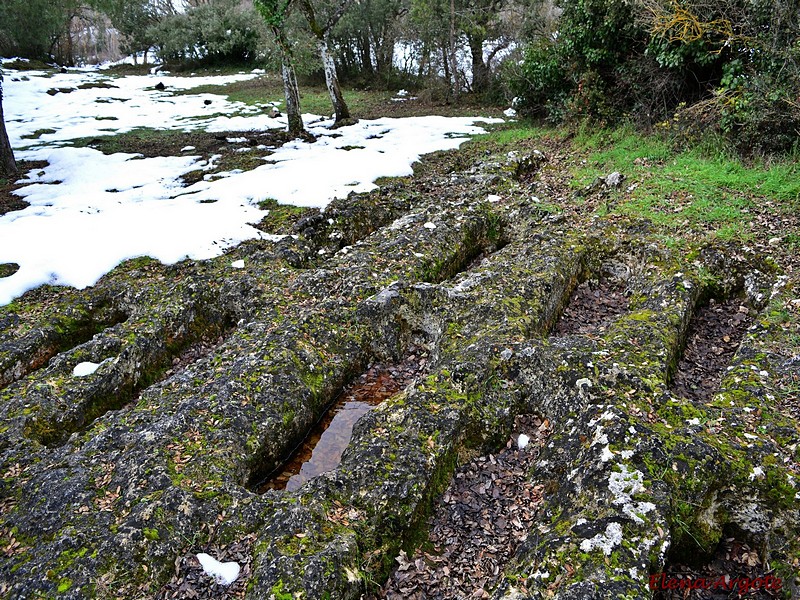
242, 214, 593, 596
250, 213, 712, 597
0, 249, 286, 453
0, 152, 524, 599
498, 246, 798, 599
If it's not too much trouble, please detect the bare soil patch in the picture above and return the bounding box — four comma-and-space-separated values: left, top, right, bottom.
0, 160, 48, 216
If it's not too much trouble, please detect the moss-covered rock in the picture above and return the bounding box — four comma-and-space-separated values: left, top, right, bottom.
0, 143, 796, 600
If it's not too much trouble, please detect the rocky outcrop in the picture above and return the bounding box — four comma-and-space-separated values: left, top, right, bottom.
0, 148, 797, 600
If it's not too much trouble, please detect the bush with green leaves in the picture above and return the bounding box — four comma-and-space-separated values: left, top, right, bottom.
508, 0, 647, 123
0, 0, 66, 60
504, 40, 568, 121
508, 0, 800, 154
150, 0, 266, 66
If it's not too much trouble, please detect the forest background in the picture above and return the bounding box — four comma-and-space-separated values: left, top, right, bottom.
0, 0, 798, 155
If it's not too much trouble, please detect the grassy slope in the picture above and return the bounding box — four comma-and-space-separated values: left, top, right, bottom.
569, 127, 800, 245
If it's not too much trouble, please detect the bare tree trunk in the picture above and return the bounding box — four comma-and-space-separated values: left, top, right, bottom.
281, 60, 305, 136
272, 26, 306, 137
448, 0, 460, 99
441, 44, 451, 87
318, 37, 351, 125
0, 77, 18, 180
65, 16, 75, 67
469, 36, 490, 94
359, 32, 373, 74
417, 42, 428, 79
298, 0, 354, 126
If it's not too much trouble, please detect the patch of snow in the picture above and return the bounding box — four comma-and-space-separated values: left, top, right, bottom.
423, 221, 437, 229
73, 360, 107, 377
517, 434, 530, 449
0, 147, 270, 304
686, 418, 701, 426
0, 67, 501, 304
503, 107, 517, 118
181, 146, 196, 152
749, 466, 765, 480
530, 570, 549, 579
487, 194, 501, 203
196, 553, 239, 585
231, 260, 245, 269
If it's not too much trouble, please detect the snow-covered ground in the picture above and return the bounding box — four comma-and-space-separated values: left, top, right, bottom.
0, 64, 501, 305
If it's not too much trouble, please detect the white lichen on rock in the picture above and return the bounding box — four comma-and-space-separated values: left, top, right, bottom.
609, 465, 656, 524
580, 521, 623, 555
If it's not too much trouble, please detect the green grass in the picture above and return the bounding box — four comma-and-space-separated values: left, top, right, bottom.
475, 124, 550, 144
297, 88, 394, 116
170, 74, 394, 117
69, 127, 191, 155
571, 126, 800, 241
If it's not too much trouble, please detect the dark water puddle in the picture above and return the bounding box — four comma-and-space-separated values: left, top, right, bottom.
552, 277, 629, 337
671, 297, 753, 402
258, 352, 427, 492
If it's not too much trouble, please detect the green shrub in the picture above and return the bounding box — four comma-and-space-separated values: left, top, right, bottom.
150, 0, 266, 66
